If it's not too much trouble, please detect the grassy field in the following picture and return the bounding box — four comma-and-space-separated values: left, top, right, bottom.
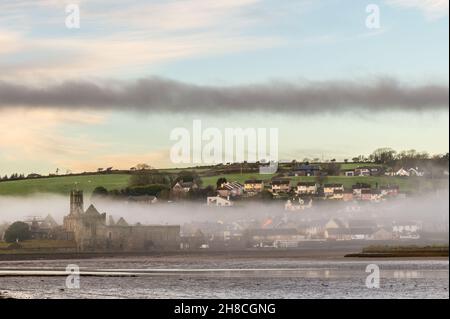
0, 174, 131, 196
0, 171, 446, 196
0, 239, 76, 255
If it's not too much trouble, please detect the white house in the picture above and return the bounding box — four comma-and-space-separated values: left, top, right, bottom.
325, 218, 346, 229
323, 184, 344, 197
217, 181, 244, 197
172, 181, 199, 193
408, 167, 424, 177
285, 198, 313, 211
271, 180, 291, 194
207, 196, 233, 207
395, 168, 410, 176
392, 222, 421, 239
296, 182, 317, 195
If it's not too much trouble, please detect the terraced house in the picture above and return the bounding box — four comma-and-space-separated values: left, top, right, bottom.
323, 184, 344, 197
296, 182, 317, 195
270, 179, 291, 194
244, 180, 264, 194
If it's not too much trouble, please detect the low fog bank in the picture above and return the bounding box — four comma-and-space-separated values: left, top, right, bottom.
0, 192, 448, 233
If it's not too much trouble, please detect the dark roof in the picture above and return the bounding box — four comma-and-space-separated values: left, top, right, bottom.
85, 204, 100, 216
181, 182, 196, 188
324, 183, 343, 187
271, 180, 290, 185
116, 217, 129, 226
44, 214, 58, 227
293, 164, 321, 171
352, 183, 371, 189
297, 182, 316, 186
245, 179, 263, 184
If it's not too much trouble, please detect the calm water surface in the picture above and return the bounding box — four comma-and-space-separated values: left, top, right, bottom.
0, 256, 448, 299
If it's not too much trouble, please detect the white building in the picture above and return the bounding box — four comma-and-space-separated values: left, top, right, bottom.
207, 196, 234, 207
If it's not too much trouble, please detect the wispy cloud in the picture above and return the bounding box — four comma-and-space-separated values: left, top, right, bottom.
0, 109, 107, 159
0, 31, 281, 82
0, 77, 447, 114
386, 0, 449, 20
0, 0, 284, 81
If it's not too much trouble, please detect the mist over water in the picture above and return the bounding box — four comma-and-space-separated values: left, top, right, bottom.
0, 192, 448, 300
0, 190, 448, 233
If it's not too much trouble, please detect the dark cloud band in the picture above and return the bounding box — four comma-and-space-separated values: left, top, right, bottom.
0, 77, 448, 113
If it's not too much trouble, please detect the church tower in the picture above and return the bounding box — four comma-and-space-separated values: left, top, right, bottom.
70, 190, 84, 215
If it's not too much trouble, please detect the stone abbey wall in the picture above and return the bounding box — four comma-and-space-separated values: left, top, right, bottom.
63, 190, 180, 251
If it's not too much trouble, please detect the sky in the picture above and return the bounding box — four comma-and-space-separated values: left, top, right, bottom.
0, 0, 448, 175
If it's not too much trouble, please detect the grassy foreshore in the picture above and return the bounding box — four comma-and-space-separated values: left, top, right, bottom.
345, 245, 449, 257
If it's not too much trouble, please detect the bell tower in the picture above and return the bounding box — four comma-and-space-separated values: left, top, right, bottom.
70, 190, 84, 215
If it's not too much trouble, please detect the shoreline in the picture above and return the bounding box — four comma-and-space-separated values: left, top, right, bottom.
345, 252, 449, 258
0, 249, 350, 261
345, 244, 449, 258
0, 248, 448, 262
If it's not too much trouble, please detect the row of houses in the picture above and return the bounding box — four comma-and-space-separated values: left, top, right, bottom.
305, 218, 421, 241
179, 216, 424, 250
388, 167, 425, 177
246, 219, 422, 246
246, 179, 399, 199
343, 166, 426, 177
288, 164, 430, 177
206, 179, 401, 207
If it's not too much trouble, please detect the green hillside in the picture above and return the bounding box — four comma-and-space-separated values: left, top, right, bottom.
0, 172, 446, 196
0, 174, 131, 196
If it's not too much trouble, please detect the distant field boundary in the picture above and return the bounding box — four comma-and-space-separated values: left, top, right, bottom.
345, 245, 449, 257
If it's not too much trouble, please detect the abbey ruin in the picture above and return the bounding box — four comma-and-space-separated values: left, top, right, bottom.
63, 190, 180, 251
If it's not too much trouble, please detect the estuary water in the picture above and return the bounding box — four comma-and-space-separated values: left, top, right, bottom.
0, 256, 448, 299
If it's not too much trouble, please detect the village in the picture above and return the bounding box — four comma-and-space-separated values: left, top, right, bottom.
0, 178, 446, 254
0, 153, 448, 254
194, 163, 434, 208
0, 201, 432, 253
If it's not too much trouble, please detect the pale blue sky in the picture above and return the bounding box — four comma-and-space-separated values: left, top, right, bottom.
0, 0, 448, 174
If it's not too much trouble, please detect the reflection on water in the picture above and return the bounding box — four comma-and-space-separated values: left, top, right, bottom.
393, 270, 420, 279
0, 257, 448, 299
